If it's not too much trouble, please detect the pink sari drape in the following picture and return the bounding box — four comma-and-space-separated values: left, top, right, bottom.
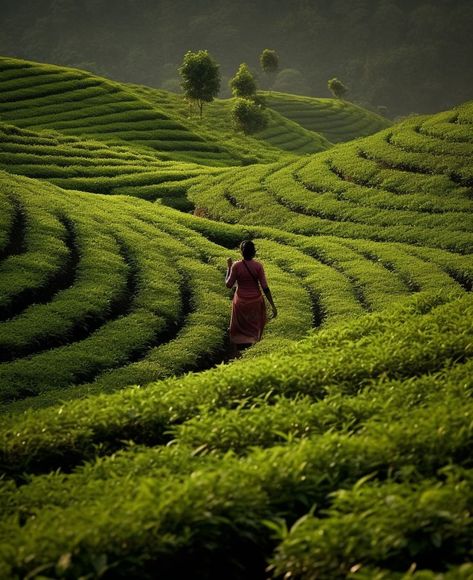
229, 293, 267, 344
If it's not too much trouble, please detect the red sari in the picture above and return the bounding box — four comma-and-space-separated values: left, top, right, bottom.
226, 260, 268, 344
230, 293, 267, 344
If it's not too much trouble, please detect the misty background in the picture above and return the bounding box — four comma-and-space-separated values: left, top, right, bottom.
1, 0, 472, 118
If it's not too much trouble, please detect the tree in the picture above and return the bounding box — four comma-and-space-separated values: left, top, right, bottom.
273, 68, 310, 95
328, 77, 348, 99
229, 63, 257, 99
231, 98, 268, 134
260, 49, 279, 90
179, 50, 221, 118
260, 49, 279, 75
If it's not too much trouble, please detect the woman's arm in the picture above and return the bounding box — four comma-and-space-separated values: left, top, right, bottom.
258, 263, 277, 318
263, 287, 278, 318
225, 258, 236, 288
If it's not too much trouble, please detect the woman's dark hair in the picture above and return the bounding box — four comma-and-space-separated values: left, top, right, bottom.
240, 240, 256, 260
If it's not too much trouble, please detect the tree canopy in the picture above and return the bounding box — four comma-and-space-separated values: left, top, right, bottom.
179, 50, 221, 118
231, 98, 268, 134
328, 77, 348, 99
273, 68, 309, 96
260, 49, 279, 74
229, 63, 257, 99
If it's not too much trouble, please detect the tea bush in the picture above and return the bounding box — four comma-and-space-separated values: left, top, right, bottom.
0, 57, 472, 578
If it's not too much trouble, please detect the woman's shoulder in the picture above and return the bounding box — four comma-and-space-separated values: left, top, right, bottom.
237, 259, 264, 271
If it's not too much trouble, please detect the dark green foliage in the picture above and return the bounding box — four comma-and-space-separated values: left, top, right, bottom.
270, 473, 473, 579
0, 55, 472, 580
260, 48, 279, 90
179, 50, 221, 118
1, 353, 473, 577
273, 68, 310, 96
232, 98, 268, 134
1, 1, 472, 116
260, 49, 279, 75
328, 77, 348, 99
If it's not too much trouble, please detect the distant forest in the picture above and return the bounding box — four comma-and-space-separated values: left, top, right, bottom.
1, 0, 472, 118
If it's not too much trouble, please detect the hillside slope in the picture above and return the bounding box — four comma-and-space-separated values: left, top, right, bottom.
0, 56, 472, 579
189, 100, 473, 253
132, 84, 332, 157
0, 285, 472, 578
264, 91, 391, 143
0, 56, 240, 166
0, 56, 390, 166
0, 56, 394, 209
0, 121, 226, 209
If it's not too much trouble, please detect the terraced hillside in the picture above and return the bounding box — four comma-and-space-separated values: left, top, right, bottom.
0, 57, 391, 207
264, 91, 390, 143
0, 122, 225, 209
0, 56, 240, 166
133, 85, 332, 157
131, 87, 391, 155
190, 100, 473, 254
0, 57, 472, 579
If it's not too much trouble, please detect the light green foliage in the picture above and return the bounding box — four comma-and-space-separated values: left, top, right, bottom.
0, 56, 472, 579
189, 101, 473, 253
265, 91, 390, 143
0, 56, 237, 167
134, 84, 332, 156
0, 192, 70, 317
1, 291, 471, 470
229, 63, 257, 99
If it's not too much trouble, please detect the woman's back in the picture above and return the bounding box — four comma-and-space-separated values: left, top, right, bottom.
229, 259, 268, 299
225, 240, 277, 357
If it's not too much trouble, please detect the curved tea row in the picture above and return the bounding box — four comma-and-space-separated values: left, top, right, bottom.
0, 56, 472, 579
264, 91, 391, 143
1, 172, 368, 410
1, 291, 472, 578
189, 101, 473, 253
0, 57, 237, 166
0, 122, 221, 208
4, 166, 469, 412
0, 173, 230, 405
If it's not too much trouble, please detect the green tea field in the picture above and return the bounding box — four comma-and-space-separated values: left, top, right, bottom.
0, 56, 472, 579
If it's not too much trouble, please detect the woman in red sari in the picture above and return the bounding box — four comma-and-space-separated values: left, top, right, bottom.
225, 240, 277, 358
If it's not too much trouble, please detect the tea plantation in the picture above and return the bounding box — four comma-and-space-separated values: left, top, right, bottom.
0, 57, 472, 579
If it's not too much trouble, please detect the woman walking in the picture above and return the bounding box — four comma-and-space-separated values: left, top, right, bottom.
225, 240, 277, 358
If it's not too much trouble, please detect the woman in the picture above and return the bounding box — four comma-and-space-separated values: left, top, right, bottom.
225, 240, 277, 357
